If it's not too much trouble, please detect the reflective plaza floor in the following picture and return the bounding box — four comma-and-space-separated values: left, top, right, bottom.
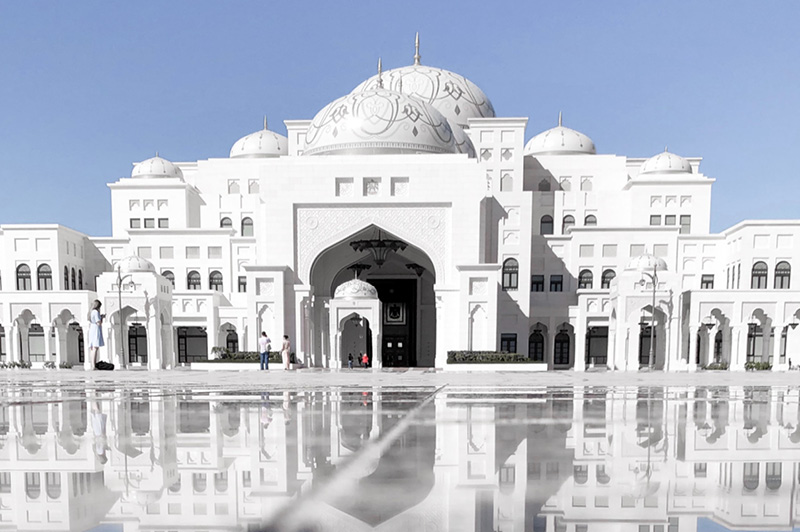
2, 372, 800, 531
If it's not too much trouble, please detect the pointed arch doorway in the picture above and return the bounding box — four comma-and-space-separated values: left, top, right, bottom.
311, 225, 436, 368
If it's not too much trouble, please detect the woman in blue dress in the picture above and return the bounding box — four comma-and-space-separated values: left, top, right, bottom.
88, 300, 104, 370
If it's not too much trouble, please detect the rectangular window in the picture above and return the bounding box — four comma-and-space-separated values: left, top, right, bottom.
664, 215, 676, 226
531, 275, 544, 292
159, 247, 174, 259
186, 246, 200, 259
602, 244, 617, 257
137, 247, 152, 259
129, 218, 141, 229
144, 218, 155, 229
630, 244, 645, 257
238, 276, 247, 293
500, 334, 517, 353
579, 245, 594, 258
649, 215, 661, 226
158, 218, 169, 228
499, 465, 515, 485
208, 247, 222, 259
700, 274, 714, 289
694, 463, 707, 478
550, 275, 563, 292
680, 215, 691, 234
653, 244, 669, 258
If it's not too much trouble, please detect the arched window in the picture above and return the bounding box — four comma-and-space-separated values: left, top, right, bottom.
64, 266, 69, 290
578, 269, 593, 289
601, 269, 616, 289
554, 331, 570, 365
584, 214, 597, 226
540, 215, 554, 235
169, 475, 181, 493
241, 217, 254, 237
751, 261, 768, 289
220, 217, 232, 229
214, 471, 229, 493
775, 261, 791, 289
528, 331, 544, 362
574, 465, 588, 485
192, 473, 207, 493
209, 271, 223, 292
187, 271, 201, 290
37, 264, 52, 290
226, 330, 238, 352
71, 268, 76, 290
25, 472, 40, 499
743, 462, 760, 490
162, 270, 175, 287
596, 465, 610, 484
766, 462, 782, 490
16, 264, 31, 291
45, 472, 61, 499
502, 259, 519, 291
78, 270, 83, 290
562, 215, 575, 234
538, 179, 551, 192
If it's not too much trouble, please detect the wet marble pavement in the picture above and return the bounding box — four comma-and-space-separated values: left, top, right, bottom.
1, 380, 799, 531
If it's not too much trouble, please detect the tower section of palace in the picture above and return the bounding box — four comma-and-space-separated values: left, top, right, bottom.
0, 39, 798, 371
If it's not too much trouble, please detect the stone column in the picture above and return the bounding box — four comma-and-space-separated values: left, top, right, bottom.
773, 326, 786, 370
731, 324, 749, 371
45, 325, 55, 365
688, 326, 699, 372
147, 315, 162, 370
627, 325, 640, 371
83, 320, 93, 370
607, 326, 617, 370
573, 319, 586, 372
54, 325, 64, 367
9, 323, 20, 363
18, 325, 29, 364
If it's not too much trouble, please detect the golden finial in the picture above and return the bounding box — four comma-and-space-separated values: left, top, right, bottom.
264, 116, 268, 130
558, 111, 562, 127
414, 32, 421, 65
377, 57, 383, 88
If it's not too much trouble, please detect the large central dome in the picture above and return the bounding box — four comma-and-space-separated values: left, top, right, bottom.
352, 65, 495, 129
303, 88, 457, 156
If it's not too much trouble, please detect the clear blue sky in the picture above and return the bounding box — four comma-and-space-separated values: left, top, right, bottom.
1, 1, 798, 235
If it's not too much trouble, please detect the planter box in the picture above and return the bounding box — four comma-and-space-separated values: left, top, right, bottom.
445, 363, 549, 372
191, 362, 305, 371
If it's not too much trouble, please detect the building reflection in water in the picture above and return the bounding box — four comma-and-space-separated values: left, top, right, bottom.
2, 386, 800, 531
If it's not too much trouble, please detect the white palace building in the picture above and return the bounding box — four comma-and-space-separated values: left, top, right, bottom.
1, 40, 798, 372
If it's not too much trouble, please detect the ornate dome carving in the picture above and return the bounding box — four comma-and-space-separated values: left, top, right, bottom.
304, 88, 457, 156
451, 122, 476, 157
626, 254, 668, 273
116, 255, 156, 274
230, 119, 288, 158
131, 155, 183, 179
525, 114, 596, 156
639, 149, 692, 175
334, 279, 379, 300
352, 65, 495, 129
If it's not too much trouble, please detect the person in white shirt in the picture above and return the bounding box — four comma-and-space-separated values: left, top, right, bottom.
259, 332, 271, 370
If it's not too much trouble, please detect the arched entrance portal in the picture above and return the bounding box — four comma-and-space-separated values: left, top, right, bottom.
311, 225, 437, 368
341, 315, 372, 366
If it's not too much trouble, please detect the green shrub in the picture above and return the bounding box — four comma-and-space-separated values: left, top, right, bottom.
206, 350, 283, 363
44, 361, 56, 369
745, 361, 772, 371
447, 351, 537, 364
703, 362, 729, 370
59, 361, 74, 369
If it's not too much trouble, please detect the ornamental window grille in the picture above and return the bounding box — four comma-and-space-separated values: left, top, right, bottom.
775, 261, 791, 289
187, 271, 201, 290
601, 269, 616, 289
37, 264, 52, 290
162, 271, 175, 287
578, 270, 593, 289
17, 264, 31, 291
751, 261, 768, 289
209, 271, 223, 292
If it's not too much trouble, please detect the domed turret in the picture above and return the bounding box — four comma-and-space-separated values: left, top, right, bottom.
525, 113, 596, 156
230, 117, 288, 159
116, 255, 156, 274
131, 154, 183, 179
351, 34, 495, 129
334, 278, 379, 300
303, 86, 457, 156
639, 148, 692, 175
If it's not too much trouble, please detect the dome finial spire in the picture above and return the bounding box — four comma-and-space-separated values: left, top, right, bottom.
664, 145, 668, 152
264, 116, 268, 130
377, 57, 383, 88
414, 32, 421, 65
558, 111, 562, 127
155, 150, 159, 157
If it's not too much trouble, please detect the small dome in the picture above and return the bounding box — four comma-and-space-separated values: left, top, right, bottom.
304, 88, 457, 156
352, 64, 495, 129
116, 255, 156, 274
131, 155, 183, 179
639, 149, 692, 175
230, 120, 288, 158
625, 254, 668, 273
334, 279, 379, 300
525, 114, 596, 156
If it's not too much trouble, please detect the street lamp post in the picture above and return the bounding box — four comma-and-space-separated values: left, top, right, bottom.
626, 254, 668, 371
